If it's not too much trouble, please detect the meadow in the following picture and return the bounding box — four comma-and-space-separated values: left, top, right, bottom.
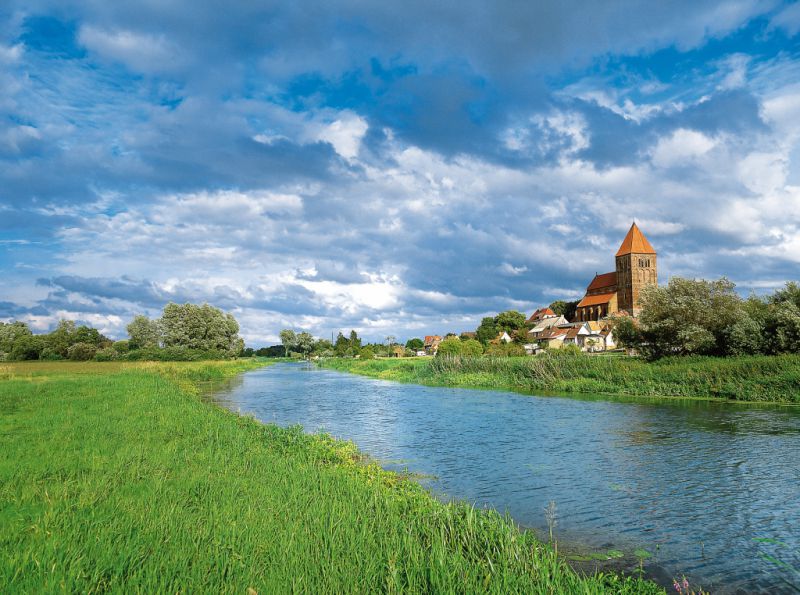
0, 360, 662, 593
319, 353, 800, 403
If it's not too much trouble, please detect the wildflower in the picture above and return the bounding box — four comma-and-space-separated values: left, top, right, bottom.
673, 580, 681, 592
683, 577, 689, 591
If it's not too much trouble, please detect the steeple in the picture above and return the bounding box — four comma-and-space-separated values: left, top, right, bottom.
615, 222, 656, 257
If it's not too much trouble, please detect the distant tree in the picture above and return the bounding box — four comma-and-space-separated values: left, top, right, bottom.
334, 332, 350, 357
312, 339, 334, 357
494, 310, 526, 333
160, 303, 242, 355
549, 300, 579, 321
67, 342, 97, 361
0, 321, 32, 359
460, 339, 484, 356
485, 342, 526, 357
241, 347, 255, 357
127, 315, 161, 349
610, 317, 640, 352
46, 320, 77, 358
476, 317, 498, 345
349, 330, 362, 352
634, 277, 743, 359
359, 346, 374, 360
436, 337, 463, 356
405, 338, 424, 350
10, 334, 45, 361
295, 332, 315, 358
279, 329, 297, 357
764, 301, 800, 354
255, 345, 284, 357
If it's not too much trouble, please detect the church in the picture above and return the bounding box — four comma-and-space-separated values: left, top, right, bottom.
574, 223, 657, 322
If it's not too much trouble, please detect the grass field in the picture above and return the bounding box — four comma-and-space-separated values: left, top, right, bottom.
319, 353, 800, 403
0, 360, 662, 593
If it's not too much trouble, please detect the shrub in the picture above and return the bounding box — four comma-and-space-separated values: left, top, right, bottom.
436, 337, 463, 356
94, 347, 118, 362
461, 339, 484, 356
38, 347, 64, 361
359, 347, 374, 360
484, 342, 526, 357
67, 342, 98, 361
112, 340, 130, 353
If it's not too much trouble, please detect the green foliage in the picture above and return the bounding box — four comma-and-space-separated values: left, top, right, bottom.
279, 329, 297, 357
405, 337, 424, 350
0, 321, 32, 358
321, 353, 800, 403
295, 332, 315, 357
485, 342, 526, 357
112, 339, 130, 353
67, 342, 97, 361
494, 310, 527, 333
9, 334, 45, 361
436, 337, 463, 356
160, 303, 242, 355
550, 300, 579, 321
0, 361, 660, 593
476, 317, 498, 345
93, 347, 118, 362
127, 315, 161, 349
359, 346, 374, 360
460, 338, 484, 356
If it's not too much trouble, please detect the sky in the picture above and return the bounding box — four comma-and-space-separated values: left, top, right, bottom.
1, 1, 800, 345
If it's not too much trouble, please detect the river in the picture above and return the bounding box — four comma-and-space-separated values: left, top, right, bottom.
212, 362, 800, 593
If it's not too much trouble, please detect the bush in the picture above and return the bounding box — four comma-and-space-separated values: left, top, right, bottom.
460, 339, 484, 356
436, 337, 463, 356
10, 335, 45, 361
484, 342, 526, 357
359, 347, 374, 360
38, 347, 64, 361
94, 347, 118, 362
67, 342, 98, 361
112, 340, 130, 353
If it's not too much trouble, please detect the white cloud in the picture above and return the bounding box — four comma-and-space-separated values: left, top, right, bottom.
78, 26, 182, 73
651, 129, 717, 167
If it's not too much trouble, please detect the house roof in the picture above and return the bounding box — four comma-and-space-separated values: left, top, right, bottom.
529, 316, 567, 333
576, 292, 616, 308
586, 271, 617, 292
585, 321, 603, 332
565, 327, 581, 339
539, 328, 567, 340
615, 222, 656, 256
526, 307, 555, 322
423, 335, 442, 345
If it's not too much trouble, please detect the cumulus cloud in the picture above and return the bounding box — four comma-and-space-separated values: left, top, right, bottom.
2, 1, 800, 343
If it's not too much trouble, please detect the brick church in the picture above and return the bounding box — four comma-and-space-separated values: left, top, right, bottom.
575, 223, 657, 322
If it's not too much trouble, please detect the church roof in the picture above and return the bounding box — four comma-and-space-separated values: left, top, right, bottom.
586, 272, 617, 292
576, 292, 616, 308
615, 222, 656, 256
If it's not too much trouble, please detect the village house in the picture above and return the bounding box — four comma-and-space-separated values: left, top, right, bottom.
574, 223, 657, 322
423, 335, 442, 356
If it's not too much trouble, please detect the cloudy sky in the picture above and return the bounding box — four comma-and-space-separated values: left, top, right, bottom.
1, 1, 800, 345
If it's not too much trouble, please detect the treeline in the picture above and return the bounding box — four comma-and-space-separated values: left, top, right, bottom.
615, 278, 800, 359
0, 303, 245, 362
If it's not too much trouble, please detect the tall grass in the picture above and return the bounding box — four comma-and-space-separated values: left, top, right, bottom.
0, 360, 661, 593
320, 353, 800, 403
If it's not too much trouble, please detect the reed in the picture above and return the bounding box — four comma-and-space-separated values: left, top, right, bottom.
319, 353, 800, 403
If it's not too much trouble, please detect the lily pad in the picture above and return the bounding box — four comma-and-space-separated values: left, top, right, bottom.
633, 548, 652, 559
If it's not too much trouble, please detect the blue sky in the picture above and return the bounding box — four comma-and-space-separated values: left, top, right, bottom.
1, 1, 800, 344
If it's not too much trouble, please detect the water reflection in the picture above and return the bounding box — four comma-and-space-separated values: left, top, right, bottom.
214, 363, 800, 594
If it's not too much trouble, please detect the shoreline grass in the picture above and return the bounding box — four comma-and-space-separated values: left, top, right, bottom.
318, 353, 800, 404
0, 360, 661, 593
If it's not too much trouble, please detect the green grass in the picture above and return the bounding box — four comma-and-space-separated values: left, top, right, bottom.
319, 353, 800, 403
0, 360, 662, 593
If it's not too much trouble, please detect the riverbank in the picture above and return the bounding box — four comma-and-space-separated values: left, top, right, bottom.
318, 353, 800, 403
0, 360, 661, 593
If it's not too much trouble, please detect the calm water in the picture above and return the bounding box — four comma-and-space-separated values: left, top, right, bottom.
213, 363, 800, 593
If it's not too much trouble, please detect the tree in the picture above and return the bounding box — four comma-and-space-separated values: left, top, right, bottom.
127, 315, 161, 349
9, 334, 44, 361
359, 346, 374, 360
349, 330, 362, 352
461, 339, 484, 356
436, 337, 463, 356
334, 332, 350, 357
279, 329, 297, 357
160, 303, 242, 355
494, 310, 526, 333
476, 317, 498, 345
312, 339, 334, 357
0, 321, 32, 359
295, 332, 315, 357
634, 277, 744, 359
67, 342, 97, 361
550, 300, 580, 321
405, 338, 424, 351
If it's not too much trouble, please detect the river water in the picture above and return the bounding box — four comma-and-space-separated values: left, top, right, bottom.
212, 363, 800, 593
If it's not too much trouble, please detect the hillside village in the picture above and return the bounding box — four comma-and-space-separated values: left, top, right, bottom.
421, 223, 658, 356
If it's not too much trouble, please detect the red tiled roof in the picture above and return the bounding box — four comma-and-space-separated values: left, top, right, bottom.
424, 335, 442, 345
586, 272, 617, 292
576, 292, 616, 308
526, 307, 555, 322
565, 327, 581, 339
616, 222, 656, 256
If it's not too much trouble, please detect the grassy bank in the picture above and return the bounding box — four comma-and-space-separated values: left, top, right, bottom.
319, 353, 800, 403
0, 360, 661, 593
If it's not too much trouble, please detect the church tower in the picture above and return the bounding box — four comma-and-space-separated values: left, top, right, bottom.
615, 223, 657, 315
